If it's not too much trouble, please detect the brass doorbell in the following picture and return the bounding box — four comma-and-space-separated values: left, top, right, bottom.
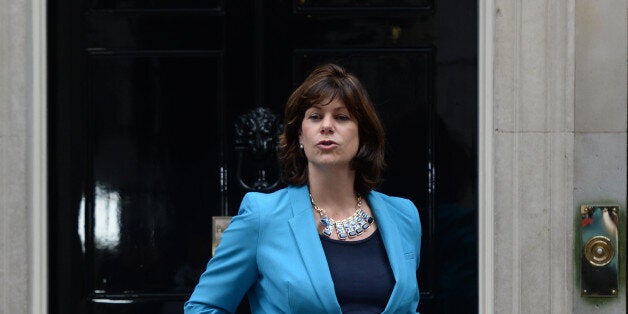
580, 205, 619, 297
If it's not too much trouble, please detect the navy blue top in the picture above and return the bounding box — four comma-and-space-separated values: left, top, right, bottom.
320, 229, 395, 313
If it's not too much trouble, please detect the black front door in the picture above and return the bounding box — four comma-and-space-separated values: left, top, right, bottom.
49, 1, 477, 313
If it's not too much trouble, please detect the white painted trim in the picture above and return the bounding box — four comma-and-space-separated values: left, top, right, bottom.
30, 0, 48, 312
478, 0, 494, 313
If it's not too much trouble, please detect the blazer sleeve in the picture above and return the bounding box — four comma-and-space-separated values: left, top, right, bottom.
408, 198, 422, 270
184, 193, 261, 314
404, 198, 422, 314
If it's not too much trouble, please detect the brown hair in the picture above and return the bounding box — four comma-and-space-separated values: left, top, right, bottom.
278, 63, 386, 196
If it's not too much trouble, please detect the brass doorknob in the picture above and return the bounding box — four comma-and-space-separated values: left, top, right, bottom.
584, 236, 614, 267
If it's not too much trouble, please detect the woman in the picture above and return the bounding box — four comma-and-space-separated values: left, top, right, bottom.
185, 63, 422, 313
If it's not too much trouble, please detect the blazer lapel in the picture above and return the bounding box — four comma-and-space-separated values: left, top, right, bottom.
368, 192, 406, 313
287, 185, 341, 314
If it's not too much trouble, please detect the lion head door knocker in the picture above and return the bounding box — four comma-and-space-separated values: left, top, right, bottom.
234, 107, 283, 192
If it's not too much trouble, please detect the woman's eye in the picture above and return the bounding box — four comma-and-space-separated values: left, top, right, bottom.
336, 115, 350, 121
308, 113, 321, 120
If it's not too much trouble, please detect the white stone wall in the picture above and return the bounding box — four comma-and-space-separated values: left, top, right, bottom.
573, 0, 627, 312
492, 1, 576, 312
0, 0, 47, 313
489, 0, 627, 313
1, 0, 33, 312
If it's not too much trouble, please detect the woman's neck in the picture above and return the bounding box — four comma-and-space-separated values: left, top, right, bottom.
307, 166, 357, 216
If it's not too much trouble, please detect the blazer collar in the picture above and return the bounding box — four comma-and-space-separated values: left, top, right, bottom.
367, 192, 407, 313
287, 185, 342, 313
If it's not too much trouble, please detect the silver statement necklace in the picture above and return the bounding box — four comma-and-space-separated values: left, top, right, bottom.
309, 193, 375, 240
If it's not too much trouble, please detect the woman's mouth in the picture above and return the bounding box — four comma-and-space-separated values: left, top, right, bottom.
317, 140, 338, 149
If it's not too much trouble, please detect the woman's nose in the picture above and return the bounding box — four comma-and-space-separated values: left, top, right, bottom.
321, 126, 334, 134
320, 125, 334, 134
320, 116, 334, 134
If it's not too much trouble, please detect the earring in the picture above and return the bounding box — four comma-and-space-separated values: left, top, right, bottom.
299, 143, 304, 149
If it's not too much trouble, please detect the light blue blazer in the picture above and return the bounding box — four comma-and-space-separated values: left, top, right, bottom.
185, 185, 422, 313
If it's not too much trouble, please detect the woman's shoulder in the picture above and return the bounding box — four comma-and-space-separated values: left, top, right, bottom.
238, 185, 301, 218
242, 185, 291, 201
368, 190, 420, 221
369, 190, 422, 239
368, 190, 417, 209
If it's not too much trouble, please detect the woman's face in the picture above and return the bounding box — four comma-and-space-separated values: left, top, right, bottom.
299, 97, 359, 170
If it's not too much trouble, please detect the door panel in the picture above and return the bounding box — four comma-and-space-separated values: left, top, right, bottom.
49, 1, 477, 313
88, 0, 223, 10
87, 54, 222, 294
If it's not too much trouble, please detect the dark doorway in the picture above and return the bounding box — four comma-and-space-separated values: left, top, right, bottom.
49, 1, 477, 313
